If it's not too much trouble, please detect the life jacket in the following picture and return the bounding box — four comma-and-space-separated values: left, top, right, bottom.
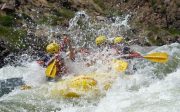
54, 53, 66, 74
60, 41, 68, 52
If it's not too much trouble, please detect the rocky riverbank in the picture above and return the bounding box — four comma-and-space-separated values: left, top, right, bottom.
0, 0, 179, 67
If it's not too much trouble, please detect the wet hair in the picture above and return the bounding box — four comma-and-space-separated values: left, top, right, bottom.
0, 40, 5, 45
123, 46, 131, 54
62, 33, 69, 36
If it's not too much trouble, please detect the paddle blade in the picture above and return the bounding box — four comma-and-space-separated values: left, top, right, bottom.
20, 85, 32, 90
143, 52, 169, 63
45, 60, 57, 78
112, 59, 128, 72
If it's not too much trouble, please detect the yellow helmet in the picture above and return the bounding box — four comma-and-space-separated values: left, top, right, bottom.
46, 42, 60, 54
113, 59, 128, 72
95, 36, 106, 45
113, 36, 123, 44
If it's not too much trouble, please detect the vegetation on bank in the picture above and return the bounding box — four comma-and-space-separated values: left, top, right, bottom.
0, 13, 27, 50
0, 15, 14, 27
37, 7, 75, 25
0, 0, 179, 52
0, 26, 27, 50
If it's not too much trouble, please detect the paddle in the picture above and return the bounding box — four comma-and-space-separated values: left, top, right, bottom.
22, 59, 58, 91
45, 59, 57, 78
119, 52, 169, 63
143, 52, 169, 63
20, 85, 32, 90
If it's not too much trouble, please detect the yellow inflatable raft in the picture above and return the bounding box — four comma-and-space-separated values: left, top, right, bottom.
50, 60, 128, 98
50, 73, 118, 98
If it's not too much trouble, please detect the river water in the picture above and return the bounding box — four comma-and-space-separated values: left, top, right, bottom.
0, 12, 180, 112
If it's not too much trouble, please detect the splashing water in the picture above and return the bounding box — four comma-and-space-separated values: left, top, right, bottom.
67, 11, 131, 48
0, 11, 180, 112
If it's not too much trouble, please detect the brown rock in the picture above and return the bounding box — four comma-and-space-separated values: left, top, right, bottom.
68, 0, 103, 13
177, 36, 180, 43
96, 16, 106, 21
175, 10, 180, 20
0, 3, 15, 11
173, 20, 180, 29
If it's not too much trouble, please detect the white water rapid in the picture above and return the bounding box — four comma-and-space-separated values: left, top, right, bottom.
0, 12, 179, 112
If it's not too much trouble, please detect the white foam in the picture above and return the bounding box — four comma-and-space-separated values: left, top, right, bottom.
94, 68, 180, 112
0, 61, 46, 86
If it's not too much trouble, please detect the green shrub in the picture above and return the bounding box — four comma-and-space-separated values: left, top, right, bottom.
58, 8, 75, 19
0, 15, 14, 27
167, 28, 180, 35
93, 0, 106, 10
0, 26, 27, 49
